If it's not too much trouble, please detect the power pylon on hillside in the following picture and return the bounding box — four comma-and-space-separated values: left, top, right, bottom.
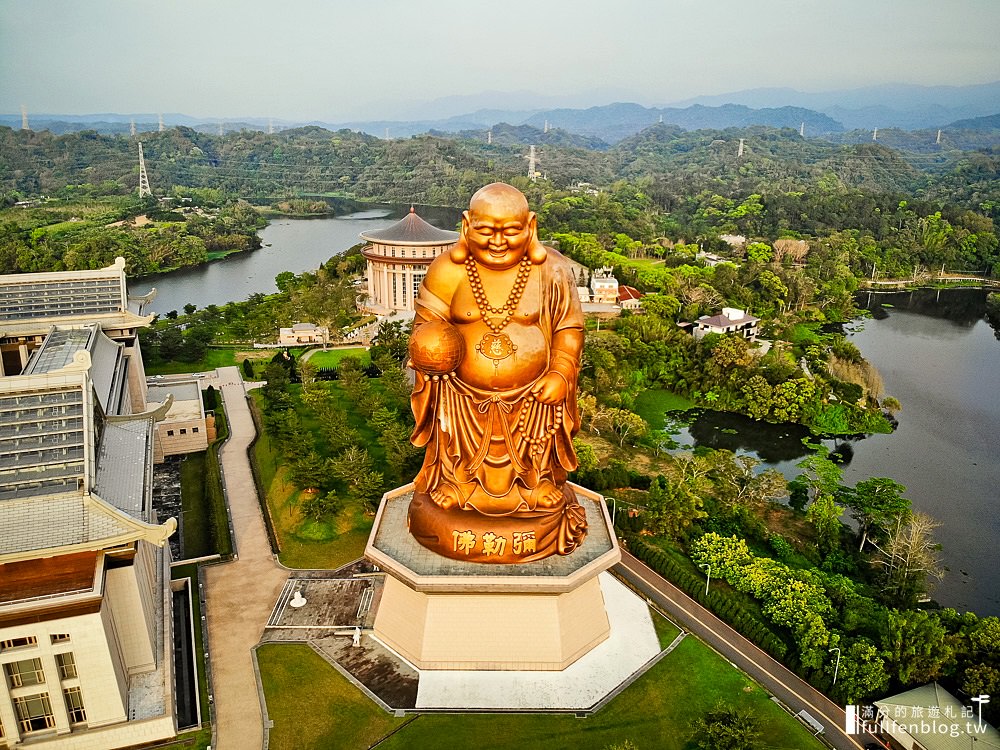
137, 142, 152, 198
20, 105, 28, 130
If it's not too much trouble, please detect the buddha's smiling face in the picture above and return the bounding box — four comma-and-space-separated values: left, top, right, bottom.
462, 184, 537, 271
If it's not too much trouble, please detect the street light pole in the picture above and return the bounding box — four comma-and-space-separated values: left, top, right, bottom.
699, 564, 711, 596
829, 647, 841, 686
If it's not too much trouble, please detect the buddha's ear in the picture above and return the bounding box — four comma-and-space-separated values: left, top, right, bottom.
451, 210, 471, 262
527, 212, 546, 264
450, 237, 469, 263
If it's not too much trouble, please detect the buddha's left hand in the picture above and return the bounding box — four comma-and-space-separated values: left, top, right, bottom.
529, 371, 567, 405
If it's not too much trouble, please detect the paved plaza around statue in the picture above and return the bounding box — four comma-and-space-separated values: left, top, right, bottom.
264, 565, 665, 712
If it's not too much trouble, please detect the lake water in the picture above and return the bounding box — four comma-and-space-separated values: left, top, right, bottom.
662, 288, 1000, 615
140, 204, 461, 314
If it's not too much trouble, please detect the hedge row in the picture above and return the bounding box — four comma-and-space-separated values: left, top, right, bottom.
628, 537, 789, 662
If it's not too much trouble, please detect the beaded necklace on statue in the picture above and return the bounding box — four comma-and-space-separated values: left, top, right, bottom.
466, 254, 531, 373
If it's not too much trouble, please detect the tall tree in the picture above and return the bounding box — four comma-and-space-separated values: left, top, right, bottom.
843, 477, 911, 551
877, 511, 944, 606
882, 609, 955, 686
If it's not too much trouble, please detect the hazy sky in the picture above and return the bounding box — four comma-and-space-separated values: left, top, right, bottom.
2, 0, 999, 121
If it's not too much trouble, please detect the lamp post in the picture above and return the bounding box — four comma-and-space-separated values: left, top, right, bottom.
699, 563, 711, 596
829, 647, 841, 686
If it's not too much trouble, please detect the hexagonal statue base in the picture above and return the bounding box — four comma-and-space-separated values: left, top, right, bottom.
365, 483, 620, 671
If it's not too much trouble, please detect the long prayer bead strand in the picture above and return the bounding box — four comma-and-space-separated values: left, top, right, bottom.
465, 254, 531, 334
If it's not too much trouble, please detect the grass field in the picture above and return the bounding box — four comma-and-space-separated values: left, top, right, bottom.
179, 453, 211, 557
633, 388, 697, 428
258, 644, 405, 750
651, 609, 681, 649
305, 347, 371, 368
145, 348, 241, 375
258, 633, 824, 750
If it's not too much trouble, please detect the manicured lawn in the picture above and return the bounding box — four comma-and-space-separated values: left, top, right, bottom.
383, 637, 824, 750
651, 608, 681, 649
145, 348, 241, 375
179, 452, 211, 557
304, 347, 371, 368
634, 388, 696, 427
259, 635, 824, 750
262, 467, 372, 569
178, 399, 232, 558
257, 644, 405, 750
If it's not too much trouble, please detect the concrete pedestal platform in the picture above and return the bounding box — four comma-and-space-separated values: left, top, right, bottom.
410, 571, 661, 710
366, 484, 622, 671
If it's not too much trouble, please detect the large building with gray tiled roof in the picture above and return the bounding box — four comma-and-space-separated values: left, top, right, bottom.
360, 207, 458, 315
0, 260, 179, 748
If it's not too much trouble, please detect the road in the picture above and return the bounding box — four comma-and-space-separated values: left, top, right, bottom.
616, 549, 877, 750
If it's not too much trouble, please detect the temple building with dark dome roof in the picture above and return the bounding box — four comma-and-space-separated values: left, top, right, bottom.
360, 207, 458, 314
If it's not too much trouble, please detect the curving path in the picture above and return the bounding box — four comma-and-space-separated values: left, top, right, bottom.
201, 367, 288, 750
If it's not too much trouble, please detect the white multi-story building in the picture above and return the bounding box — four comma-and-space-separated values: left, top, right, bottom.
590, 267, 619, 305
0, 260, 178, 749
360, 208, 458, 315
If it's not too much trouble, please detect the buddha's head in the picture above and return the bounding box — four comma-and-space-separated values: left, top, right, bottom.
458, 183, 544, 270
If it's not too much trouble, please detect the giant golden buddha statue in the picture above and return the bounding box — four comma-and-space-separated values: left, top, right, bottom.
406, 183, 588, 563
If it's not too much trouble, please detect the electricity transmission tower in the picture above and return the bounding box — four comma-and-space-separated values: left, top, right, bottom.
137, 143, 152, 198
158, 114, 165, 132
527, 145, 538, 180
130, 119, 136, 137
737, 138, 745, 157
20, 105, 28, 130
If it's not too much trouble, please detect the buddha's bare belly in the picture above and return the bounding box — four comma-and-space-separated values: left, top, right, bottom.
454, 319, 548, 391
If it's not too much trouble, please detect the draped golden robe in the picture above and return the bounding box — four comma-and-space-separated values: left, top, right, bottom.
410, 248, 585, 519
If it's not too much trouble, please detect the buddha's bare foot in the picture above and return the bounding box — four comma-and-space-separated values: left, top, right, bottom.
430, 482, 462, 510
531, 480, 564, 510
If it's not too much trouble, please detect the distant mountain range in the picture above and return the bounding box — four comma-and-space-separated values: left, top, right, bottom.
3, 81, 998, 143
667, 81, 1000, 130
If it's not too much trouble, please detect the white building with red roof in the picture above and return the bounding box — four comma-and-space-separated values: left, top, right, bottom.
617, 285, 643, 310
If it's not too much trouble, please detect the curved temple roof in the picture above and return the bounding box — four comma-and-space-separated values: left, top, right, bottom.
360, 207, 459, 246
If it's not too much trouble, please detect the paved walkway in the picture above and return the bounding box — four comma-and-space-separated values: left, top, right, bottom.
202, 367, 288, 750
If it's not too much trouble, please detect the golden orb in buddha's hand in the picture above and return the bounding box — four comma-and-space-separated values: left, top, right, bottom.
408, 320, 465, 375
